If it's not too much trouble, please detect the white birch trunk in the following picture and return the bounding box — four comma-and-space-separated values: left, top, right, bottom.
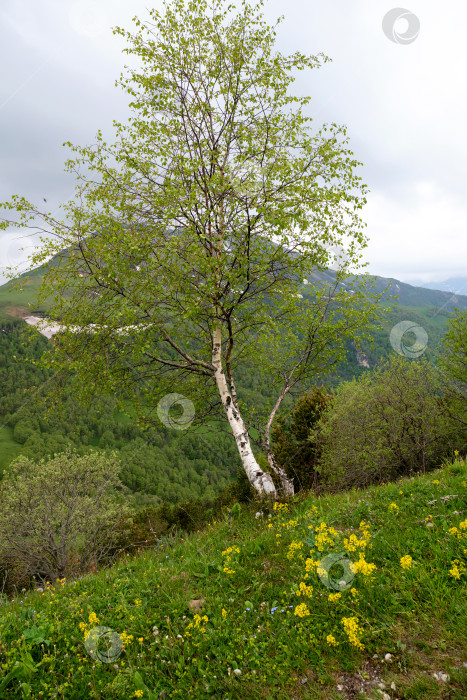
265, 450, 295, 499
263, 387, 295, 498
212, 327, 277, 498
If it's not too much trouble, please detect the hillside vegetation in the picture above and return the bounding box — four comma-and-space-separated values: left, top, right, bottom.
0, 456, 465, 699
0, 319, 242, 504
0, 261, 464, 497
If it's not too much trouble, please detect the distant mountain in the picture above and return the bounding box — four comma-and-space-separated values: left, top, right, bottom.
301, 269, 467, 313
404, 276, 467, 296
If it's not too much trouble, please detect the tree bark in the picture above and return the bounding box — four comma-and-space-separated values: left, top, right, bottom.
263, 384, 295, 498
265, 449, 294, 499
212, 325, 276, 498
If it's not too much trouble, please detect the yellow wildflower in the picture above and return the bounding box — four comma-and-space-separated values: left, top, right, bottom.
449, 527, 461, 538
344, 533, 368, 552
273, 502, 289, 512
88, 612, 99, 626
294, 603, 310, 618
315, 522, 338, 552
326, 634, 339, 646
295, 581, 313, 598
400, 555, 413, 570
120, 631, 134, 647
350, 553, 377, 578
449, 560, 466, 580
305, 558, 321, 573
287, 541, 304, 560
342, 616, 364, 650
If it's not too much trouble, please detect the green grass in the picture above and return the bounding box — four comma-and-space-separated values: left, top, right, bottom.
0, 270, 49, 321
0, 457, 466, 698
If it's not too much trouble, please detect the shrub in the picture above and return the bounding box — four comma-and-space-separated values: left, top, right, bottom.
314, 355, 458, 491
438, 309, 467, 442
0, 449, 129, 586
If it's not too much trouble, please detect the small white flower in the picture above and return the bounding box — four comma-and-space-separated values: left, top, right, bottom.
433, 671, 449, 683
233, 669, 242, 676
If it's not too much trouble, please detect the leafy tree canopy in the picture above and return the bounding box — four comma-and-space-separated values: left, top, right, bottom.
0, 0, 388, 497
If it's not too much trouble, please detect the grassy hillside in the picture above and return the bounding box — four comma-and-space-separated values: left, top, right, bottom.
0, 265, 49, 322
0, 456, 466, 699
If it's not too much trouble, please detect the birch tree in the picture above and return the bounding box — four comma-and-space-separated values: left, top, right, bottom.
0, 0, 387, 499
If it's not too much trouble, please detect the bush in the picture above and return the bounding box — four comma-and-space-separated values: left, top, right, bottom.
0, 449, 129, 587
438, 309, 467, 441
315, 355, 459, 491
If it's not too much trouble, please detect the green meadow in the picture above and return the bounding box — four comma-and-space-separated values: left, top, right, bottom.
0, 456, 465, 699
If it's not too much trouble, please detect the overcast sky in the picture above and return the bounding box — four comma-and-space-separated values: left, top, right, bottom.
1, 0, 466, 287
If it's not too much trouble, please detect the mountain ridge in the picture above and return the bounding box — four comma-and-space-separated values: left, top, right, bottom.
1, 260, 467, 324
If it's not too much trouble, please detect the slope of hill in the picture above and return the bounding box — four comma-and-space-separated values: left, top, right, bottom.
0, 456, 465, 699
